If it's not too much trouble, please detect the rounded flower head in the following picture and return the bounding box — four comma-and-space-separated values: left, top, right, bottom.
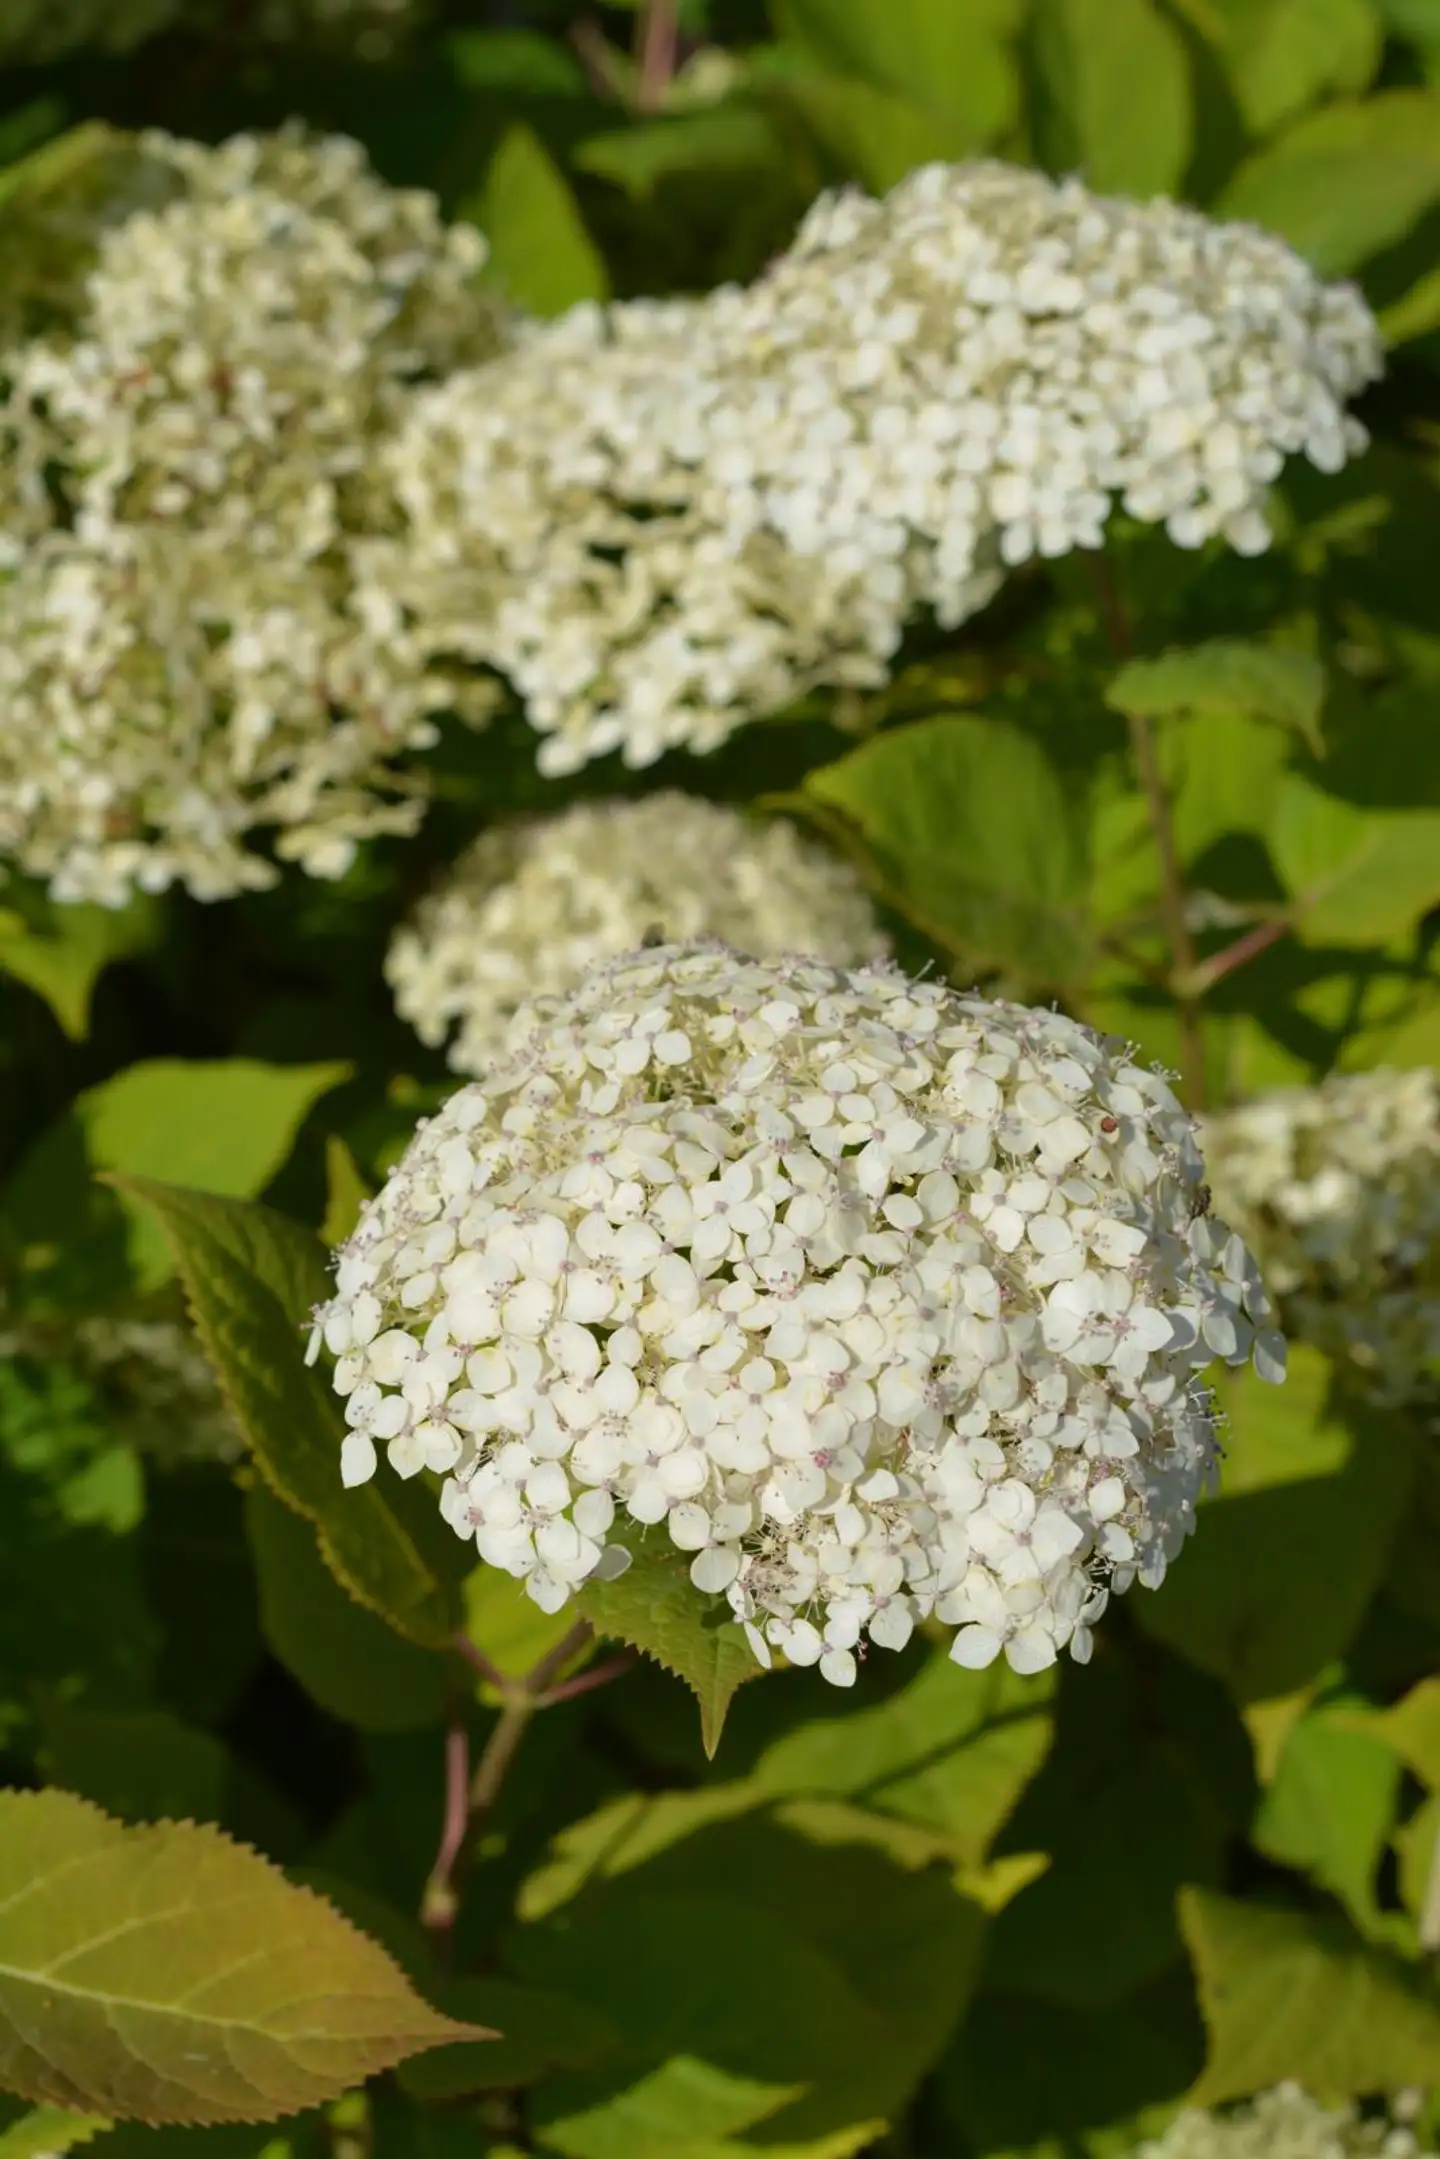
386, 157, 1381, 774
386, 794, 889, 1077
314, 942, 1283, 1684
1203, 1066, 1440, 1406
0, 127, 506, 906
1136, 2084, 1432, 2158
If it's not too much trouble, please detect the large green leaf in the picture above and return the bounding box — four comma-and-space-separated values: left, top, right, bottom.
1199, 0, 1381, 138
775, 0, 1020, 142
1343, 1677, 1440, 1788
797, 717, 1090, 987
0, 2105, 110, 2159
1030, 0, 1193, 195
577, 1538, 760, 1758
1136, 1348, 1414, 1702
38, 1705, 228, 1828
0, 897, 157, 1041
0, 1790, 484, 2125
398, 1980, 619, 2099
111, 1179, 467, 1649
1252, 1697, 1404, 1932
762, 71, 973, 192
1271, 770, 1440, 946
573, 107, 787, 200
244, 1485, 450, 1733
1218, 90, 1440, 273
750, 1650, 1054, 1866
1179, 1887, 1440, 2102
1, 1060, 348, 1310
1105, 640, 1326, 749
471, 125, 607, 317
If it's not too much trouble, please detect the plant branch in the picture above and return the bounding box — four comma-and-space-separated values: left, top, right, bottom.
420, 1719, 471, 1966
636, 0, 680, 111
1090, 555, 1208, 1110
452, 1631, 506, 1692
538, 1649, 637, 1705
1180, 915, 1294, 999
1421, 1808, 1440, 1955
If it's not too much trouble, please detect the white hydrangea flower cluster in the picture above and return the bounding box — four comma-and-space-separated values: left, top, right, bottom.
1203, 1066, 1440, 1406
312, 942, 1283, 1685
384, 158, 1382, 775
386, 794, 889, 1078
1136, 2085, 1432, 2158
0, 0, 417, 63
0, 127, 506, 906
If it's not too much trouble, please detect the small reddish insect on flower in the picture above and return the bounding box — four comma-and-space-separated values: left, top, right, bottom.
1099, 1115, 1119, 1133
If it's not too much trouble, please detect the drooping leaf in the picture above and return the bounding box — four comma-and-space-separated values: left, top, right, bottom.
1271, 770, 1440, 946
1179, 1886, 1440, 2102
1252, 1697, 1404, 1932
1136, 1348, 1414, 1702
1105, 640, 1326, 750
110, 1179, 467, 1649
0, 2105, 111, 2159
577, 1537, 760, 1758
2, 1060, 348, 1310
796, 716, 1090, 986
0, 897, 157, 1041
1218, 90, 1440, 273
244, 1484, 450, 1734
774, 0, 1020, 142
0, 1790, 487, 2125
750, 1649, 1054, 1866
470, 125, 607, 317
1030, 0, 1193, 195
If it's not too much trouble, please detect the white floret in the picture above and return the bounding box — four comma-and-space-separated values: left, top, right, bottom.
1136, 2083, 1432, 2158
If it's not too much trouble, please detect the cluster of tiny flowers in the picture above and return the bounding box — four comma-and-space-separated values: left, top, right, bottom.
383, 157, 1382, 774
386, 794, 889, 1078
312, 943, 1283, 1685
0, 127, 506, 905
0, 0, 418, 63
1203, 1066, 1440, 1406
0, 1313, 240, 1465
1135, 2085, 1432, 2159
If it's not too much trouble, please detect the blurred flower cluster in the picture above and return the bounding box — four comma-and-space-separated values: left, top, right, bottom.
1137, 2084, 1432, 2157
386, 794, 888, 1077
1204, 1065, 1440, 1407
0, 125, 505, 905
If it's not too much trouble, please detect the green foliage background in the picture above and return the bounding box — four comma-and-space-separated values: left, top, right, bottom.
1, 0, 1439, 2153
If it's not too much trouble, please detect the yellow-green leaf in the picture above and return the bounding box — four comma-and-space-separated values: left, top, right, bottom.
472, 124, 607, 317
1218, 89, 1440, 274
1106, 639, 1326, 750
0, 898, 157, 1041
110, 1178, 467, 1648
1180, 1886, 1440, 2103
0, 1790, 487, 2126
775, 0, 1020, 142
1344, 1677, 1440, 1789
1030, 0, 1193, 195
0, 2105, 110, 2159
577, 1538, 760, 1758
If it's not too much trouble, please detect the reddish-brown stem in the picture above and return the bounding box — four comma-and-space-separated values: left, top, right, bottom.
538, 1650, 637, 1705
420, 1720, 471, 1966
526, 1617, 598, 1698
636, 0, 680, 110
570, 15, 629, 103
452, 1632, 506, 1692
1090, 556, 1208, 1111
1421, 1814, 1440, 1955
1182, 915, 1293, 999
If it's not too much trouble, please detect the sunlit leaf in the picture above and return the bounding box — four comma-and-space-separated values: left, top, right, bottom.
471, 125, 607, 317
0, 897, 158, 1041
0, 2104, 110, 2159
1030, 0, 1193, 194
0, 1790, 486, 2125
775, 0, 1020, 142
1218, 90, 1440, 273
1252, 1697, 1403, 1931
1106, 640, 1326, 750
578, 1537, 760, 1757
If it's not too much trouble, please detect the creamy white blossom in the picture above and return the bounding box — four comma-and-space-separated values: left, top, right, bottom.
313, 942, 1283, 1684
0, 127, 506, 905
1136, 2084, 1432, 2158
385, 158, 1381, 774
386, 794, 888, 1077
1204, 1066, 1440, 1405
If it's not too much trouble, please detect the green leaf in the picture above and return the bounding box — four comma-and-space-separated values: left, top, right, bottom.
1271, 771, 1440, 945
763, 71, 973, 192
573, 107, 786, 201
1343, 1677, 1440, 1788
0, 1789, 486, 2125
774, 0, 1020, 142
110, 1179, 467, 1649
1106, 640, 1326, 750
1199, 0, 1381, 138
0, 2106, 111, 2159
750, 1650, 1054, 1866
1, 1060, 348, 1309
319, 1137, 369, 1252
1218, 90, 1440, 273
462, 1567, 579, 1687
1179, 1886, 1440, 2103
398, 1981, 619, 2099
1135, 1347, 1414, 1702
447, 27, 588, 96
1252, 1698, 1403, 1931
39, 1705, 228, 1828
472, 125, 607, 317
577, 1538, 759, 1758
797, 716, 1090, 986
0, 897, 157, 1041
245, 1485, 449, 1733
1030, 0, 1193, 195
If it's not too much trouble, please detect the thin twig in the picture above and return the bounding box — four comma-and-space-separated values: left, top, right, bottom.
636, 0, 680, 111
526, 1616, 597, 1698
1090, 555, 1208, 1110
1181, 915, 1293, 999
452, 1631, 506, 1693
539, 1650, 637, 1705
570, 15, 629, 104
1420, 1808, 1440, 1954
420, 1720, 471, 1964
